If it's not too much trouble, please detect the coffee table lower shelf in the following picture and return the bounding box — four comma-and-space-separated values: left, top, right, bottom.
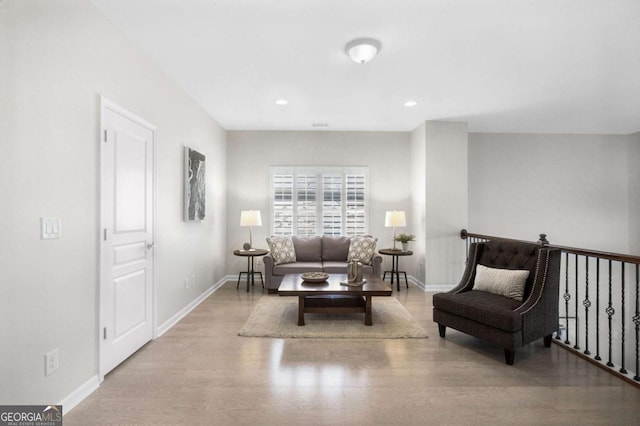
298, 295, 371, 326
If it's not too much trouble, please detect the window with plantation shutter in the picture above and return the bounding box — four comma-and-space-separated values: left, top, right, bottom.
272, 174, 293, 236
296, 175, 317, 237
270, 167, 368, 236
346, 174, 366, 235
322, 175, 342, 236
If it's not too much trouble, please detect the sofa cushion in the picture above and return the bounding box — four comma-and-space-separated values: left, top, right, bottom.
292, 236, 322, 262
266, 236, 297, 265
473, 264, 529, 302
433, 290, 523, 332
321, 236, 351, 261
272, 262, 324, 275
322, 261, 374, 275
347, 236, 377, 265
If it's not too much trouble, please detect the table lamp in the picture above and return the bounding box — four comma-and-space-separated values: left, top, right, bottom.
385, 210, 406, 250
240, 210, 262, 251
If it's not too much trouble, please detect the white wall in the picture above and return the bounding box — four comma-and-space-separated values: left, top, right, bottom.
629, 132, 640, 255
410, 123, 427, 284
226, 131, 411, 274
423, 122, 469, 286
0, 0, 226, 406
468, 133, 630, 253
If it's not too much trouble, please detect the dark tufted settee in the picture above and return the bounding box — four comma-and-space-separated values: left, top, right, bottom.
433, 240, 560, 365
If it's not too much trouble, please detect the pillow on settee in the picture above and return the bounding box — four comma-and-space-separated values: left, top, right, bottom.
347, 236, 377, 265
292, 236, 322, 262
266, 236, 297, 265
322, 236, 351, 261
473, 264, 530, 302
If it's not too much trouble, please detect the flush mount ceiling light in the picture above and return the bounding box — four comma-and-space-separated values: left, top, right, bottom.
275, 99, 288, 106
345, 38, 381, 64
404, 100, 418, 107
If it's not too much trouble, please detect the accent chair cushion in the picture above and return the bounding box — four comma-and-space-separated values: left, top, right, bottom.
473, 264, 530, 302
292, 236, 322, 262
433, 290, 523, 332
347, 236, 377, 265
266, 236, 297, 265
478, 241, 539, 298
321, 236, 351, 261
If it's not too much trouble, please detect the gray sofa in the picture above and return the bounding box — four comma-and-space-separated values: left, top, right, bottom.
263, 235, 382, 293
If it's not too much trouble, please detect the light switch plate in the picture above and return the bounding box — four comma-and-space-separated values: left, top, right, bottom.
41, 217, 61, 239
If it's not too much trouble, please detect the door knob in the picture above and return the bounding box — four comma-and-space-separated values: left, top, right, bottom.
147, 242, 155, 250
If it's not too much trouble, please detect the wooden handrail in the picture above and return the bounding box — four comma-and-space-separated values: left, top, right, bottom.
460, 229, 640, 264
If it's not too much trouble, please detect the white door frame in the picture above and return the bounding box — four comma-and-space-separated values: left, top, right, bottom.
98, 96, 157, 382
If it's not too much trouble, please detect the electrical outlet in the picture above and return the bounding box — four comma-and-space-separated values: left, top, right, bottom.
184, 277, 189, 289
45, 348, 59, 376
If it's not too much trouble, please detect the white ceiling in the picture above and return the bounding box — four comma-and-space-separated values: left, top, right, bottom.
91, 0, 640, 134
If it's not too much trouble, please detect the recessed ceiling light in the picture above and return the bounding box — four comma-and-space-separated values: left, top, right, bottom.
404, 100, 418, 107
275, 99, 288, 106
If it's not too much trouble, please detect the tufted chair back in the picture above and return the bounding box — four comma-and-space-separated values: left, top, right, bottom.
475, 241, 542, 300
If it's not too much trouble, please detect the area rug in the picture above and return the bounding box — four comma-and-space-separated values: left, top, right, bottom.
238, 296, 428, 339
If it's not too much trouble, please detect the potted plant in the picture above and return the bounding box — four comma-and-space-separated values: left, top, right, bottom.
395, 233, 415, 252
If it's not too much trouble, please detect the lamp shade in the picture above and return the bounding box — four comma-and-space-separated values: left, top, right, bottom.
385, 211, 406, 227
240, 210, 262, 227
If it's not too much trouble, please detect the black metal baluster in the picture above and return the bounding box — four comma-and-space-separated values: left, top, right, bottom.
606, 260, 615, 367
595, 258, 601, 361
583, 256, 591, 355
574, 254, 580, 350
563, 252, 571, 344
634, 264, 639, 381
620, 262, 628, 374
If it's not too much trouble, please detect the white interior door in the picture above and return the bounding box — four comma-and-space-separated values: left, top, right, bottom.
100, 97, 155, 378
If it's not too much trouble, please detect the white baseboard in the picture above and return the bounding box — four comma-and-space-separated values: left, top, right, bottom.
60, 375, 100, 415
405, 275, 454, 292
424, 284, 456, 292
156, 275, 231, 337
61, 276, 232, 415
407, 275, 425, 290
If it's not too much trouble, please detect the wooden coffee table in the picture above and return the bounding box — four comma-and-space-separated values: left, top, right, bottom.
278, 273, 392, 326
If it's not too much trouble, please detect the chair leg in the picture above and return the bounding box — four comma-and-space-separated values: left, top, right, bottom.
438, 324, 446, 338
543, 334, 552, 347
504, 349, 515, 365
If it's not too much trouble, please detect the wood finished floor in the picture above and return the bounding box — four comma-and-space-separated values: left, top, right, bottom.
66, 282, 640, 425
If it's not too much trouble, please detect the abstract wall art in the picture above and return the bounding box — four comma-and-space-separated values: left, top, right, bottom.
184, 146, 206, 221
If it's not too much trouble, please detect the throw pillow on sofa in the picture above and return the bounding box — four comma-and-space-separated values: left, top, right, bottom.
321, 235, 351, 261
266, 236, 297, 265
347, 236, 377, 265
292, 236, 322, 262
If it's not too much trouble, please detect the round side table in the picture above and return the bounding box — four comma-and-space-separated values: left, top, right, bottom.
233, 248, 268, 292
379, 248, 413, 291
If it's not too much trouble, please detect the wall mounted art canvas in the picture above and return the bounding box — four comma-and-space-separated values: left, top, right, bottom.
184, 146, 206, 221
